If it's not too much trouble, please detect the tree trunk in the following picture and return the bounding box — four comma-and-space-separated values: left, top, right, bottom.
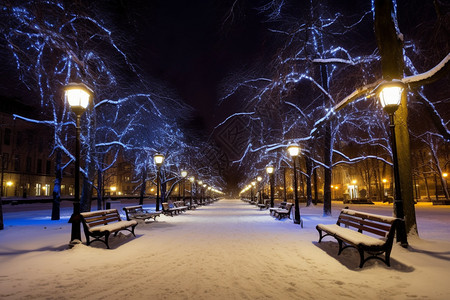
139, 168, 146, 205
97, 168, 103, 210
51, 148, 62, 220
305, 156, 313, 206
374, 0, 417, 237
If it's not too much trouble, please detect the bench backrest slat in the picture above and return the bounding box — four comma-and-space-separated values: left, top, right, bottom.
337, 211, 396, 237
81, 209, 121, 229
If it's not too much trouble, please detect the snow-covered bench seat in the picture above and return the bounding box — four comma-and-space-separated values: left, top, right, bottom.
123, 205, 161, 222
80, 209, 137, 249
162, 202, 183, 216
316, 209, 400, 268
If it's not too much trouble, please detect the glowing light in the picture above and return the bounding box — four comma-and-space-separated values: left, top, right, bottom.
266, 165, 274, 174
64, 83, 93, 115
443, 173, 448, 178
6, 181, 13, 187
287, 143, 300, 157
378, 81, 405, 114
352, 180, 357, 184
110, 186, 117, 192
181, 170, 187, 178
257, 176, 262, 182
153, 153, 165, 166
382, 178, 387, 183
189, 176, 195, 183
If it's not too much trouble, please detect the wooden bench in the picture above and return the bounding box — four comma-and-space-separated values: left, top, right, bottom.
162, 202, 183, 216
257, 199, 270, 210
316, 209, 400, 268
269, 202, 286, 215
274, 203, 293, 219
80, 209, 138, 249
173, 201, 188, 212
123, 205, 161, 222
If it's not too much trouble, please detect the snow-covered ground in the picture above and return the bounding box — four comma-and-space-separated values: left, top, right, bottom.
1, 199, 450, 299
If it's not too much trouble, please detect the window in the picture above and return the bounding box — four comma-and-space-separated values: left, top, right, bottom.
35, 183, 42, 196
4, 128, 11, 145
2, 153, 9, 170
14, 155, 20, 171
46, 160, 51, 175
44, 184, 51, 196
26, 157, 32, 172
37, 159, 42, 174
16, 131, 22, 147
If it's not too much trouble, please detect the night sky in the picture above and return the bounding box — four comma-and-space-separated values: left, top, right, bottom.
123, 0, 271, 131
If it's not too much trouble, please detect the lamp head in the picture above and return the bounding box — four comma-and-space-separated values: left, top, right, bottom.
181, 170, 188, 178
287, 143, 300, 157
377, 80, 405, 115
266, 165, 274, 174
153, 153, 165, 166
189, 176, 195, 183
64, 82, 93, 115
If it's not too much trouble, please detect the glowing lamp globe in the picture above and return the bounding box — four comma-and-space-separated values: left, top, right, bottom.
257, 176, 262, 182
189, 176, 195, 183
181, 170, 188, 178
64, 83, 93, 115
287, 143, 300, 157
266, 165, 274, 174
378, 81, 405, 115
153, 153, 165, 166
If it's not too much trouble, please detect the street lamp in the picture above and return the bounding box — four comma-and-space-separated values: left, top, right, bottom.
181, 170, 187, 202
65, 82, 92, 246
266, 164, 275, 208
198, 180, 203, 204
287, 143, 302, 226
257, 176, 262, 204
378, 80, 407, 246
153, 153, 165, 211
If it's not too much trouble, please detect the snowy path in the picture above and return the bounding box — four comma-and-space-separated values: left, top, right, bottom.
1, 199, 450, 299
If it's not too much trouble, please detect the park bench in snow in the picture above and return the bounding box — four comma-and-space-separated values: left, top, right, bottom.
80, 209, 137, 249
316, 209, 400, 268
123, 205, 161, 222
162, 202, 183, 216
173, 201, 188, 212
269, 202, 286, 216
273, 203, 293, 219
257, 199, 270, 210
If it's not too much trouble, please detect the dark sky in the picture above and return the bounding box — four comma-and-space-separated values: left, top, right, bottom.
129, 0, 270, 132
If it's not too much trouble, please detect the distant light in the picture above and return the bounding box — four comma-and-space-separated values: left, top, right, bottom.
110, 186, 117, 191
352, 180, 357, 184
257, 176, 262, 182
382, 178, 387, 183
443, 173, 448, 178
251, 181, 256, 186
189, 176, 195, 183
266, 165, 274, 174
181, 170, 187, 178
6, 181, 13, 187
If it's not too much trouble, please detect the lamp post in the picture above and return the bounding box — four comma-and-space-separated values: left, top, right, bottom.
198, 180, 203, 204
65, 82, 92, 246
251, 181, 256, 203
189, 176, 195, 207
256, 176, 262, 204
153, 153, 165, 211
378, 80, 407, 246
288, 143, 302, 226
266, 164, 275, 208
181, 170, 187, 202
